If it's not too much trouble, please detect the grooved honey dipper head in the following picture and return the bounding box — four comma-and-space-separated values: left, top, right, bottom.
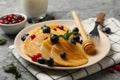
82, 40, 96, 55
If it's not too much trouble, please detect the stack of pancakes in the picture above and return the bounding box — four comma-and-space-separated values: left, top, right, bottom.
23, 24, 88, 67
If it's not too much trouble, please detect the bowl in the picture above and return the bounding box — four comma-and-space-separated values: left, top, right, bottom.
0, 13, 27, 34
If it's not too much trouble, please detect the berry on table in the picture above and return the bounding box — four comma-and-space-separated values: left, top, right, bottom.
108, 67, 115, 73
105, 27, 111, 34
51, 16, 55, 20
27, 18, 33, 23
115, 64, 120, 71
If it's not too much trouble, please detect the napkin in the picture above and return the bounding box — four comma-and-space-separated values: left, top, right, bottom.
9, 18, 120, 80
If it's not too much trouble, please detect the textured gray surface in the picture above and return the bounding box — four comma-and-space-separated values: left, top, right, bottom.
0, 0, 120, 80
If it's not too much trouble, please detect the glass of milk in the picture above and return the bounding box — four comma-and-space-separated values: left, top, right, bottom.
22, 0, 48, 19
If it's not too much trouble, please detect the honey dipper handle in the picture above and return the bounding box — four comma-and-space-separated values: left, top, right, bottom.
96, 13, 105, 24
72, 11, 88, 40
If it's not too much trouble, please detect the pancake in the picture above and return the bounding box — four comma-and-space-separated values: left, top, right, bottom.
51, 38, 88, 67
23, 24, 70, 57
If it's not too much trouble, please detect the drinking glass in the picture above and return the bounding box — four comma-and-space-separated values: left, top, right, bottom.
22, 0, 48, 19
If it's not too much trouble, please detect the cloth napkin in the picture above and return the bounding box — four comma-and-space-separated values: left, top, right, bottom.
9, 18, 120, 80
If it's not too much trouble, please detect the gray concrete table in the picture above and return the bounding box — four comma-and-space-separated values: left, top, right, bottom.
0, 0, 120, 80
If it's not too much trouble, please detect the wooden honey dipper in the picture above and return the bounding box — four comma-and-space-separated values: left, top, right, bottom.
72, 11, 96, 55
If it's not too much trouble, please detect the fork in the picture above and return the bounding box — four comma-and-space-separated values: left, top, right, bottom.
89, 13, 105, 38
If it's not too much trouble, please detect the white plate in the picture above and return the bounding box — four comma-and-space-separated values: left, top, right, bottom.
14, 20, 110, 70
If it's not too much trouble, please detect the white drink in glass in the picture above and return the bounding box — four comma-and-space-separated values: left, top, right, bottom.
22, 0, 48, 18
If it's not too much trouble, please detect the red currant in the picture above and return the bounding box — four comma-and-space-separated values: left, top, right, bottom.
51, 16, 55, 20
30, 34, 36, 40
115, 65, 120, 71
31, 55, 37, 62
108, 67, 115, 73
53, 28, 57, 31
36, 53, 42, 59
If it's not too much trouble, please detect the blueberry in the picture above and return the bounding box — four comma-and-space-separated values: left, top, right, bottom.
50, 34, 59, 44
27, 18, 33, 23
72, 27, 79, 33
38, 57, 46, 64
73, 35, 80, 42
60, 52, 66, 59
105, 27, 111, 34
42, 26, 50, 33
70, 39, 76, 45
79, 40, 83, 44
17, 15, 22, 19
46, 57, 54, 66
21, 34, 29, 41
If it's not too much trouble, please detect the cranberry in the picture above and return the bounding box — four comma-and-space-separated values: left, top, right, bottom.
30, 34, 36, 40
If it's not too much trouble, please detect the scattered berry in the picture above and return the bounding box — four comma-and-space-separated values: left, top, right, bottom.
50, 34, 59, 44
70, 39, 76, 45
57, 25, 64, 30
108, 67, 115, 73
36, 53, 42, 59
115, 65, 120, 71
31, 55, 37, 62
53, 28, 57, 31
73, 35, 80, 42
60, 52, 66, 59
51, 16, 55, 20
30, 34, 36, 40
21, 34, 29, 41
38, 57, 46, 64
42, 26, 51, 33
72, 27, 79, 33
46, 57, 54, 66
79, 40, 83, 44
27, 18, 33, 23
31, 53, 42, 62
105, 27, 111, 34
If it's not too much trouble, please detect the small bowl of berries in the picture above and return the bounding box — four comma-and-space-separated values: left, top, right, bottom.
0, 13, 27, 34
